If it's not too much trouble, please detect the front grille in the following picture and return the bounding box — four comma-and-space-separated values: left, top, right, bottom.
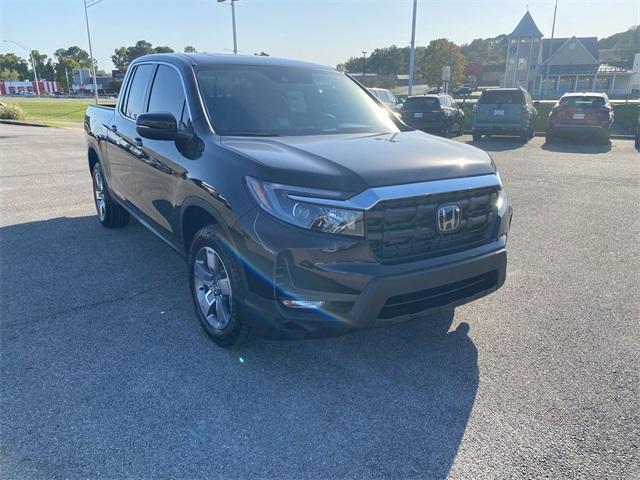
379, 271, 498, 319
366, 186, 499, 263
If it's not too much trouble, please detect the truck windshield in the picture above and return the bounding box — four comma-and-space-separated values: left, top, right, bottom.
196, 65, 399, 136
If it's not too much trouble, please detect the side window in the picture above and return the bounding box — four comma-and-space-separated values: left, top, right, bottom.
148, 65, 187, 126
124, 64, 155, 119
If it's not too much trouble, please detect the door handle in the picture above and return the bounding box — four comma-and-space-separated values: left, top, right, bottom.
111, 124, 117, 133
134, 137, 143, 147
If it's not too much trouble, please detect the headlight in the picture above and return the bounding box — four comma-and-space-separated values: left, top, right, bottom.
246, 177, 364, 237
496, 188, 508, 216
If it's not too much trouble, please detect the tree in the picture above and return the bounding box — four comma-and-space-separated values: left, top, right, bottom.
184, 46, 197, 53
420, 39, 466, 86
111, 41, 175, 70
30, 50, 55, 81
0, 53, 30, 80
111, 47, 128, 70
0, 68, 20, 80
54, 46, 92, 68
460, 35, 508, 65
153, 46, 174, 54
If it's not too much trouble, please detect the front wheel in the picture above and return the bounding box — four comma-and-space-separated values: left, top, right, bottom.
472, 132, 482, 141
92, 163, 129, 228
189, 225, 252, 348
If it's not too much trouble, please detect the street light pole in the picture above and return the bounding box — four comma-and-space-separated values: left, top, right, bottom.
2, 39, 40, 95
408, 0, 418, 96
83, 0, 100, 103
218, 0, 239, 54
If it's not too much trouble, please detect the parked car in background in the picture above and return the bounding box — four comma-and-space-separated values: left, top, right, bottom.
400, 94, 465, 137
84, 53, 512, 348
368, 87, 402, 112
546, 92, 614, 144
635, 111, 640, 149
472, 87, 537, 142
453, 84, 475, 96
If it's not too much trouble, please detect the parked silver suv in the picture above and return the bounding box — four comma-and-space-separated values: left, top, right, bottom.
472, 87, 538, 142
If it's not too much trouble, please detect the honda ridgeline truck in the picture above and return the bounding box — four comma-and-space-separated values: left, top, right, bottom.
84, 54, 513, 347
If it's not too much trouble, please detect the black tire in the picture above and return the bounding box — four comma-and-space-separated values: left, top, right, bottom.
423, 308, 456, 337
519, 131, 529, 143
188, 225, 253, 348
472, 132, 482, 141
545, 130, 555, 144
529, 125, 536, 139
599, 131, 611, 145
92, 162, 129, 228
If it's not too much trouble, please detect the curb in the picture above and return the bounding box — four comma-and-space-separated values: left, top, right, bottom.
0, 119, 50, 128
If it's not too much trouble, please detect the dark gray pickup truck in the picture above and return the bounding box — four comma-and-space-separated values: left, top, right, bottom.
85, 53, 512, 347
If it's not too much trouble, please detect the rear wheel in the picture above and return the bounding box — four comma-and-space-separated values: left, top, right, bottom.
189, 225, 252, 348
472, 132, 482, 142
92, 163, 129, 228
545, 129, 555, 144
599, 130, 611, 145
519, 131, 529, 142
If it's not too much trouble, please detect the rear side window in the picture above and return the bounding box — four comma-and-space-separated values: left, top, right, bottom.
479, 90, 524, 105
403, 97, 440, 110
148, 65, 187, 124
124, 64, 155, 119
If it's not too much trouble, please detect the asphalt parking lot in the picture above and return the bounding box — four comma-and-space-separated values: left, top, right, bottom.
1, 124, 638, 479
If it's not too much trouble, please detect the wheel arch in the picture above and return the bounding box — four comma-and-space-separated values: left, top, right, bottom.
88, 145, 100, 176
180, 197, 234, 256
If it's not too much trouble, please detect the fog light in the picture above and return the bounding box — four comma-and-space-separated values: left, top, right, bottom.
281, 299, 325, 310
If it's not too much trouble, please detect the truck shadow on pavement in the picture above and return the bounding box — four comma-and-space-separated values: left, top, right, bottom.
466, 137, 529, 152
1, 215, 478, 479
541, 139, 612, 154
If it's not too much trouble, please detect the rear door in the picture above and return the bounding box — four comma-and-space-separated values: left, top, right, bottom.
557, 96, 608, 126
402, 96, 444, 129
476, 90, 524, 124
107, 63, 155, 204
130, 63, 190, 239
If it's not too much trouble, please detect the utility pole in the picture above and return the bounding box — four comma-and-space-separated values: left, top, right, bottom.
65, 68, 71, 94
543, 0, 559, 97
408, 0, 418, 96
83, 0, 100, 103
2, 39, 40, 95
218, 0, 239, 54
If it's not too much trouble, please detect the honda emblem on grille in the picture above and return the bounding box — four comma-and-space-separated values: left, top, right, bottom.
437, 204, 461, 233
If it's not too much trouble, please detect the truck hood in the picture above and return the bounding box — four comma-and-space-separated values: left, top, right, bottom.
221, 130, 495, 193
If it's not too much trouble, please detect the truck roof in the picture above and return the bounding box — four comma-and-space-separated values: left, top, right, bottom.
130, 53, 335, 72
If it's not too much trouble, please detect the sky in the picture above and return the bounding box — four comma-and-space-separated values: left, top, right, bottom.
1, 0, 639, 71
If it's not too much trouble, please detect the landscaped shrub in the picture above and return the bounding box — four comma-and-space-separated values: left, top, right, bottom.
0, 103, 27, 120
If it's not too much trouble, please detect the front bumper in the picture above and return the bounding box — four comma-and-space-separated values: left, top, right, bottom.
233, 202, 513, 338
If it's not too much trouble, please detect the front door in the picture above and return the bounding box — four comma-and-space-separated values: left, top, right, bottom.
129, 64, 190, 239
105, 63, 155, 205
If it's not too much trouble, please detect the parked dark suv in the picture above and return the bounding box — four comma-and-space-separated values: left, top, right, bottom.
85, 54, 512, 347
400, 94, 465, 137
472, 87, 537, 142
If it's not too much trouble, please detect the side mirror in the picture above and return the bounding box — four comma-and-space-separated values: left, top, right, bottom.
136, 112, 177, 140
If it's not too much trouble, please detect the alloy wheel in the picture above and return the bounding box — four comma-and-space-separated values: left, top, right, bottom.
193, 246, 233, 330
93, 168, 106, 221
